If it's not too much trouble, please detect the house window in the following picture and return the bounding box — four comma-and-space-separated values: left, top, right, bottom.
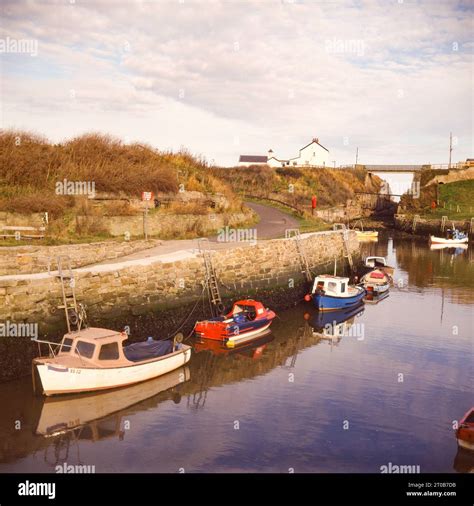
99, 342, 120, 360
75, 340, 95, 359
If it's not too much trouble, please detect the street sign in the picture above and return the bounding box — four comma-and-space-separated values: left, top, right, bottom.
141, 191, 153, 201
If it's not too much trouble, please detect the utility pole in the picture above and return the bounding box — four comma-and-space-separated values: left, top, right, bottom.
355, 147, 359, 167
448, 132, 453, 169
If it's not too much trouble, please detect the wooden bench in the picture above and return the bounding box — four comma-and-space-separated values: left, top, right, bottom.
0, 225, 46, 240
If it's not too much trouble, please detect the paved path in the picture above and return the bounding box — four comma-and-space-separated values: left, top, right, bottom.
93, 201, 300, 266
243, 201, 299, 240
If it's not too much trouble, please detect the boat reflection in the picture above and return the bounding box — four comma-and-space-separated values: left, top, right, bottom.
192, 330, 274, 358
307, 303, 365, 342
453, 447, 474, 473
35, 366, 190, 438
364, 290, 390, 305
430, 244, 468, 252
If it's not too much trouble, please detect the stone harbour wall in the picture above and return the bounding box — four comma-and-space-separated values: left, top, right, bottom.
0, 230, 359, 332
0, 239, 162, 276
394, 214, 473, 238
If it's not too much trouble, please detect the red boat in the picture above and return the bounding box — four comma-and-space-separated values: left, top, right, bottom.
456, 407, 474, 451
194, 300, 276, 348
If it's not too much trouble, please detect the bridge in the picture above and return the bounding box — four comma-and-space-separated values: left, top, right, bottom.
364, 165, 424, 173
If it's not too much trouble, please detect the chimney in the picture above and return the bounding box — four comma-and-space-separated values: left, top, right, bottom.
267, 149, 273, 159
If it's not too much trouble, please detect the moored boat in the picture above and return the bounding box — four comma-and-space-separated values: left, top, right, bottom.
355, 230, 379, 240
362, 256, 395, 277
352, 220, 378, 241
456, 407, 474, 451
193, 299, 276, 347
307, 275, 365, 312
32, 328, 191, 396
430, 235, 469, 245
360, 268, 391, 295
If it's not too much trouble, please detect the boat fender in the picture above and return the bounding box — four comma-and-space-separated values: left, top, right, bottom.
304, 294, 311, 302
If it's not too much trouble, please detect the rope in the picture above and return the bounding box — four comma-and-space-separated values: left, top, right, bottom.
165, 284, 207, 340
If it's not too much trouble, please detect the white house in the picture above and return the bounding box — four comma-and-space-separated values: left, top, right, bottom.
238, 138, 329, 168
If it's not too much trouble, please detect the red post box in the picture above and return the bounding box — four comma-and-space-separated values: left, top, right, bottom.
311, 195, 317, 215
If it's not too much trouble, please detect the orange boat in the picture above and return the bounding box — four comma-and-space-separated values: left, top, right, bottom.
456, 407, 474, 451
194, 299, 276, 347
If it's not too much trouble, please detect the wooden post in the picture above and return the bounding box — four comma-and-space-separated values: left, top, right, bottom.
144, 200, 149, 240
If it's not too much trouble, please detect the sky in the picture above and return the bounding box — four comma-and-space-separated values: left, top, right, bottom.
0, 0, 472, 166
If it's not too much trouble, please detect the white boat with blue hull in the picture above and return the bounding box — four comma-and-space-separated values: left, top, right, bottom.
309, 275, 366, 312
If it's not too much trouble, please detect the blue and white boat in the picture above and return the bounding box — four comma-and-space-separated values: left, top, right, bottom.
309, 275, 365, 311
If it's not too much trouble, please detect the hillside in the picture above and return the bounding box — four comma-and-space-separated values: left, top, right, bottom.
211, 165, 381, 211
0, 130, 233, 217
400, 172, 474, 219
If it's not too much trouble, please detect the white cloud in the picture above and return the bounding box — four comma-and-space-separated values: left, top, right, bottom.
0, 0, 472, 165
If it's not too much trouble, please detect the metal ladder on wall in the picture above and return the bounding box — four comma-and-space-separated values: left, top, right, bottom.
198, 240, 224, 317
50, 255, 85, 333
341, 228, 354, 273
286, 229, 312, 282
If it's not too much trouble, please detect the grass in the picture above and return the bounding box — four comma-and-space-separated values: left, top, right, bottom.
407, 180, 474, 221
211, 165, 381, 210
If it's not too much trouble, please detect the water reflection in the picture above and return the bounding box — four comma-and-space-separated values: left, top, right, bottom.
36, 367, 190, 438
0, 232, 472, 473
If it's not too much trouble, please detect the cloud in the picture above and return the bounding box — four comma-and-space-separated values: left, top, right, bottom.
0, 0, 472, 165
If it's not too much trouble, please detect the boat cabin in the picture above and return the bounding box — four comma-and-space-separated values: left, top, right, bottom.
311, 275, 350, 297
40, 327, 174, 368
365, 256, 387, 268
57, 327, 129, 367
228, 300, 266, 321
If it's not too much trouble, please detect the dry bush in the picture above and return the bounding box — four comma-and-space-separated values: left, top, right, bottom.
168, 201, 209, 215
0, 130, 242, 220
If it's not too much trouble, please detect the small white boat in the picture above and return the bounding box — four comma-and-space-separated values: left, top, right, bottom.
430, 243, 468, 251
430, 235, 469, 245
32, 328, 191, 396
363, 256, 395, 277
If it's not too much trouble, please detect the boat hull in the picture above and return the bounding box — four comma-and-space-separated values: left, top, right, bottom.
355, 231, 378, 240
194, 312, 275, 342
430, 236, 468, 245
363, 282, 390, 294
312, 287, 366, 311
34, 346, 192, 396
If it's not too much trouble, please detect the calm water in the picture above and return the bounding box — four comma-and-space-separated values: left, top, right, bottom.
0, 234, 472, 473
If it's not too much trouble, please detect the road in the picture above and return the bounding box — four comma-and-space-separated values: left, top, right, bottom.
93, 201, 300, 265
